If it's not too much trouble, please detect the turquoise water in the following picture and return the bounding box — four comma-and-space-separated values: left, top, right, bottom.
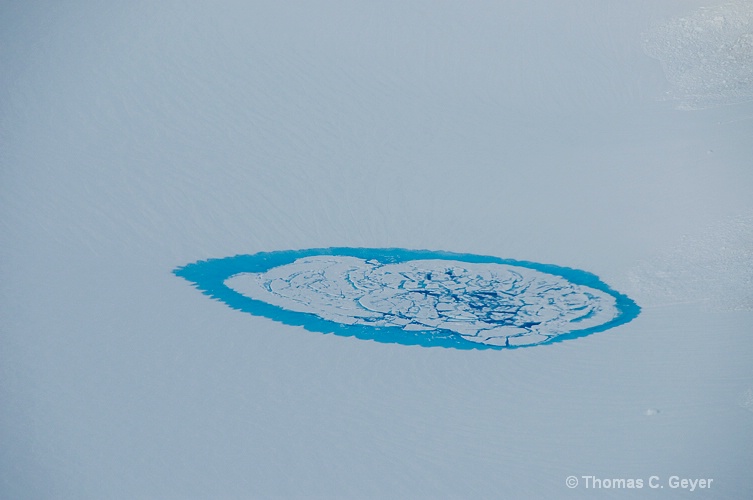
174, 248, 640, 349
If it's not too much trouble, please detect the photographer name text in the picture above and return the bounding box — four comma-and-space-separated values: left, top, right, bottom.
565, 475, 713, 491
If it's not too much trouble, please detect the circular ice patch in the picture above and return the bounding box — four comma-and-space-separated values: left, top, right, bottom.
174, 248, 640, 349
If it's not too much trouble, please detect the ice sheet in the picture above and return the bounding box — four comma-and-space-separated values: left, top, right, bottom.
2, 0, 752, 498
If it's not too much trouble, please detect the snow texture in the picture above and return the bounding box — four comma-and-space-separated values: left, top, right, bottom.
626, 213, 753, 310
643, 0, 753, 109
2, 0, 752, 498
739, 388, 753, 413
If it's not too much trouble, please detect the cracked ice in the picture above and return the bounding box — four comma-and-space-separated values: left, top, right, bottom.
225, 256, 619, 347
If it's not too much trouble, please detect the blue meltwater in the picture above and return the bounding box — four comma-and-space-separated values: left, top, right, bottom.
174, 248, 640, 349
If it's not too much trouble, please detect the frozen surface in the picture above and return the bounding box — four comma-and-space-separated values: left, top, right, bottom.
229, 256, 618, 347
2, 0, 753, 498
220, 251, 631, 348
626, 213, 753, 310
643, 0, 753, 109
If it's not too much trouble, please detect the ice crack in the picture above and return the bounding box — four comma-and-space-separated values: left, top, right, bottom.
226, 256, 622, 347
174, 248, 639, 349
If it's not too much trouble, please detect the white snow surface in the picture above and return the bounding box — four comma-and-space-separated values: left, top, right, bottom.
643, 0, 753, 109
2, 0, 752, 498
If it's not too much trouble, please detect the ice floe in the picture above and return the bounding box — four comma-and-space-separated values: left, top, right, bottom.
176, 249, 640, 348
